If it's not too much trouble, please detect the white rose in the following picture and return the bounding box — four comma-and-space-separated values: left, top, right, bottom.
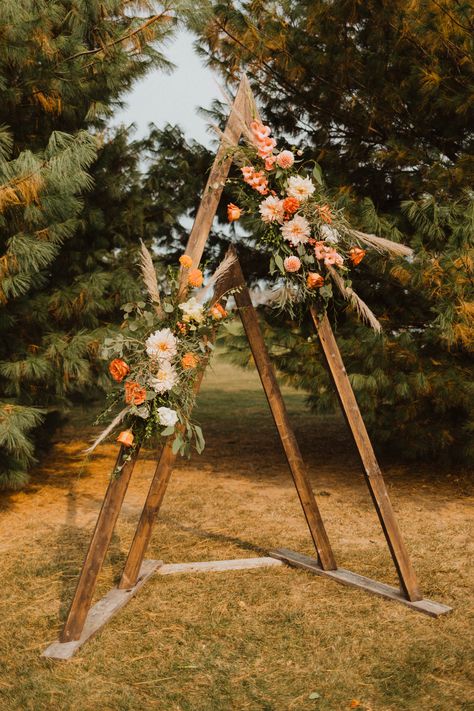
179, 296, 204, 323
157, 407, 178, 428
320, 224, 339, 244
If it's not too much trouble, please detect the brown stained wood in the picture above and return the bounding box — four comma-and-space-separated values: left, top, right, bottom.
43, 559, 163, 660
177, 75, 253, 299
311, 310, 422, 601
60, 445, 141, 642
270, 549, 452, 617
230, 257, 336, 571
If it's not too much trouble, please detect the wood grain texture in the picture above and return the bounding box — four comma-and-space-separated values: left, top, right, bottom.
44, 559, 162, 659
158, 557, 284, 575
311, 309, 422, 601
60, 445, 141, 641
270, 549, 451, 617
231, 256, 336, 571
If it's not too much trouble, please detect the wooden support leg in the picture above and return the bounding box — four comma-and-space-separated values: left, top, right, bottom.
60, 446, 141, 642
311, 310, 422, 601
232, 262, 336, 571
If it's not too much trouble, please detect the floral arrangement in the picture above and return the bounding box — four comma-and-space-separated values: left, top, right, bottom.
225, 119, 412, 329
86, 244, 234, 468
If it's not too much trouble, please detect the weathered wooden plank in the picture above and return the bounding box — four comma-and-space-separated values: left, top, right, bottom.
60, 445, 141, 641
231, 257, 337, 571
43, 559, 163, 660
312, 310, 422, 602
270, 548, 451, 617
158, 557, 284, 575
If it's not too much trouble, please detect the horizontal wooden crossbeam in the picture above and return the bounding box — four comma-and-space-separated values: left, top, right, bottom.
269, 549, 452, 618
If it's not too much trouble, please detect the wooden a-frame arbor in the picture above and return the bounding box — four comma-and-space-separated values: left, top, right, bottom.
43, 76, 451, 660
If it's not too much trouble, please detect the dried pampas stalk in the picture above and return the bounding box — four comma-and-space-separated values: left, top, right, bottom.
139, 240, 164, 318
195, 251, 237, 304
84, 407, 130, 454
328, 266, 382, 333
346, 228, 413, 257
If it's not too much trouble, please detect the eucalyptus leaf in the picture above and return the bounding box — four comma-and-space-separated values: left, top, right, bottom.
312, 163, 323, 185
274, 253, 285, 274
163, 301, 174, 313
161, 425, 175, 436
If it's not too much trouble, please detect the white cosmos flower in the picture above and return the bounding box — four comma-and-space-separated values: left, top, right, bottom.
259, 195, 285, 223
286, 175, 315, 201
157, 406, 178, 427
145, 328, 177, 360
179, 296, 204, 323
149, 362, 177, 393
320, 224, 339, 244
281, 214, 311, 246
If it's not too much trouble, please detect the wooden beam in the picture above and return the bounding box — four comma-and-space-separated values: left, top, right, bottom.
270, 549, 451, 618
59, 445, 141, 641
158, 557, 284, 575
312, 310, 422, 602
43, 559, 163, 660
231, 257, 337, 571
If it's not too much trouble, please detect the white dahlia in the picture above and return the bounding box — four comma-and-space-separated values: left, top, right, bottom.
259, 195, 285, 224
145, 328, 177, 361
281, 214, 311, 246
149, 362, 177, 393
286, 175, 315, 201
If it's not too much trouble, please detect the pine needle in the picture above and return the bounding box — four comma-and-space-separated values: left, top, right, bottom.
195, 251, 237, 304
328, 266, 382, 333
83, 407, 130, 454
346, 228, 413, 257
139, 240, 164, 318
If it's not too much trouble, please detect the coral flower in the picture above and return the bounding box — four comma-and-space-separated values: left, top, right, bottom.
117, 429, 134, 447
281, 214, 311, 246
181, 352, 199, 370
283, 196, 300, 215
323, 248, 344, 267
317, 204, 333, 224
276, 150, 295, 169
283, 256, 301, 273
227, 203, 241, 222
265, 155, 277, 171
124, 381, 147, 406
307, 272, 325, 289
210, 302, 227, 320
179, 254, 193, 269
349, 247, 366, 265
259, 195, 285, 224
109, 358, 130, 382
188, 268, 203, 288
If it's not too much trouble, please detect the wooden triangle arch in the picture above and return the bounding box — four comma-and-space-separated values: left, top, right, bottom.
43, 75, 451, 660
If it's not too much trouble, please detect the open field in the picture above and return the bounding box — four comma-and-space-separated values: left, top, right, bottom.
0, 356, 472, 710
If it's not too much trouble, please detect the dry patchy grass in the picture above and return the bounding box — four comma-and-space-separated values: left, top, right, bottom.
0, 357, 472, 710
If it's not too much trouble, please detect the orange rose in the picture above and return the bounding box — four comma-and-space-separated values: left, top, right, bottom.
124, 381, 146, 406
349, 247, 366, 266
117, 429, 134, 447
179, 254, 193, 269
188, 268, 203, 288
227, 203, 241, 222
210, 302, 228, 320
283, 196, 300, 214
109, 358, 130, 382
317, 204, 333, 224
306, 272, 325, 289
181, 352, 199, 370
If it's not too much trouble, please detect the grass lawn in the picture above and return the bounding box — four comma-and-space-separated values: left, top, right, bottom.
0, 354, 472, 710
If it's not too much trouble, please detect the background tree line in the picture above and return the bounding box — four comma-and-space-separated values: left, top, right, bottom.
0, 0, 472, 488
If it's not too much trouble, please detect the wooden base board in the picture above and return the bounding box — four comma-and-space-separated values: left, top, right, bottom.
269, 548, 452, 618
42, 557, 284, 659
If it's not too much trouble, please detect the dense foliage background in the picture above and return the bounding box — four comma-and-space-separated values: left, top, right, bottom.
0, 0, 472, 488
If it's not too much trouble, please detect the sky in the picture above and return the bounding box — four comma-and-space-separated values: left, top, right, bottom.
112, 29, 221, 147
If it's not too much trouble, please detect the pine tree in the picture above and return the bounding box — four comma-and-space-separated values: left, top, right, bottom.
0, 1, 175, 488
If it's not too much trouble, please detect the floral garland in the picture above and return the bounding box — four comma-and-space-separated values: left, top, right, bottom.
225, 119, 412, 328
87, 245, 233, 470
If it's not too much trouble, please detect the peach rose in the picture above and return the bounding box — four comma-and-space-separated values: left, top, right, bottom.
227, 203, 241, 222
124, 381, 146, 406
276, 150, 294, 169
181, 352, 199, 370
283, 256, 301, 273
117, 429, 134, 447
188, 268, 203, 288
349, 247, 366, 265
283, 196, 300, 214
265, 155, 277, 171
306, 272, 325, 289
210, 302, 227, 320
179, 254, 193, 269
109, 358, 130, 382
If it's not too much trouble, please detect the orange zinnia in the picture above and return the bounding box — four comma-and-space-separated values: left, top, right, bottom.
109, 358, 130, 382
349, 247, 366, 265
283, 196, 300, 215
124, 381, 146, 406
179, 254, 193, 269
181, 352, 199, 370
188, 268, 203, 288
